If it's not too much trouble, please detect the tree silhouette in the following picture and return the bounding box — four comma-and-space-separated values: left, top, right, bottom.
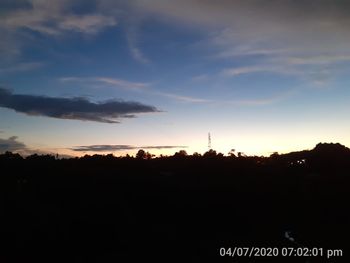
136, 149, 153, 159
203, 149, 217, 158
228, 149, 236, 157
136, 149, 146, 159
173, 150, 188, 158
1, 142, 349, 262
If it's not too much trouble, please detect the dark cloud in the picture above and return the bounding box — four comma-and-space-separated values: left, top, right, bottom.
72, 145, 136, 151
0, 88, 160, 123
0, 136, 26, 152
71, 145, 187, 152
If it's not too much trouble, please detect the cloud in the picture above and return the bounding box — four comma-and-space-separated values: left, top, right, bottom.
222, 98, 279, 107
132, 0, 350, 48
220, 56, 350, 89
221, 64, 303, 77
0, 87, 160, 123
0, 0, 117, 35
210, 88, 297, 107
220, 56, 350, 90
124, 21, 151, 64
216, 47, 290, 58
0, 135, 58, 156
129, 46, 150, 64
286, 55, 350, 66
0, 136, 27, 152
71, 144, 187, 152
95, 77, 149, 90
58, 14, 116, 34
0, 62, 44, 73
60, 76, 210, 103
129, 0, 350, 86
60, 77, 149, 90
0, 1, 118, 69
156, 92, 211, 103
221, 66, 276, 77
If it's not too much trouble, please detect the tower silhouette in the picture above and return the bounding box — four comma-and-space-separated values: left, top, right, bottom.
208, 132, 211, 150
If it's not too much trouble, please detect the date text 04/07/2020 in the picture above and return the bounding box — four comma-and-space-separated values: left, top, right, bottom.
219, 247, 343, 258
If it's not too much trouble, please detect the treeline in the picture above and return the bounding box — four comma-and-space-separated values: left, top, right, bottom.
2, 142, 350, 175
1, 143, 349, 262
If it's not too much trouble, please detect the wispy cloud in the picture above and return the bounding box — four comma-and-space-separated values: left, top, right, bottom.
60, 74, 286, 106
0, 87, 160, 123
286, 55, 350, 66
220, 54, 349, 89
216, 88, 298, 107
60, 77, 149, 90
221, 66, 275, 77
0, 62, 44, 73
191, 74, 209, 82
0, 0, 117, 35
96, 77, 149, 90
126, 23, 150, 64
0, 1, 118, 68
221, 64, 303, 77
58, 14, 117, 34
221, 98, 279, 107
71, 144, 187, 152
130, 0, 350, 87
157, 92, 211, 103
129, 46, 150, 64
60, 76, 210, 103
216, 46, 290, 58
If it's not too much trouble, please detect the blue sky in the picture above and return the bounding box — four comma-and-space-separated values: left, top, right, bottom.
1, 0, 350, 156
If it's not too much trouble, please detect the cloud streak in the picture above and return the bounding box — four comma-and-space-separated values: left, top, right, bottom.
60, 76, 210, 103
221, 64, 302, 77
156, 92, 211, 103
0, 87, 160, 123
125, 22, 150, 64
220, 54, 350, 89
60, 77, 149, 90
71, 144, 187, 152
221, 66, 279, 77
286, 55, 350, 66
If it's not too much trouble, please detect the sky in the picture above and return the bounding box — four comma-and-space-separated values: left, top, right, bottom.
1, 0, 350, 157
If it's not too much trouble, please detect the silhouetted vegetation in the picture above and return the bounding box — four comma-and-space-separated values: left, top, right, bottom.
1, 143, 349, 262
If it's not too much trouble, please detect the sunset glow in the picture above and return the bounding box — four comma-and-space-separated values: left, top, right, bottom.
1, 1, 350, 156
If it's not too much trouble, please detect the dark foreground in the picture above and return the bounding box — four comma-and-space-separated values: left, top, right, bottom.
1, 143, 349, 262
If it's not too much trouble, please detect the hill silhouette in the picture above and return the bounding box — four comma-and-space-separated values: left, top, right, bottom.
1, 143, 349, 262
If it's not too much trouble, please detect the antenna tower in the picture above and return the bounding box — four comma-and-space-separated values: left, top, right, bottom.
208, 132, 212, 150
